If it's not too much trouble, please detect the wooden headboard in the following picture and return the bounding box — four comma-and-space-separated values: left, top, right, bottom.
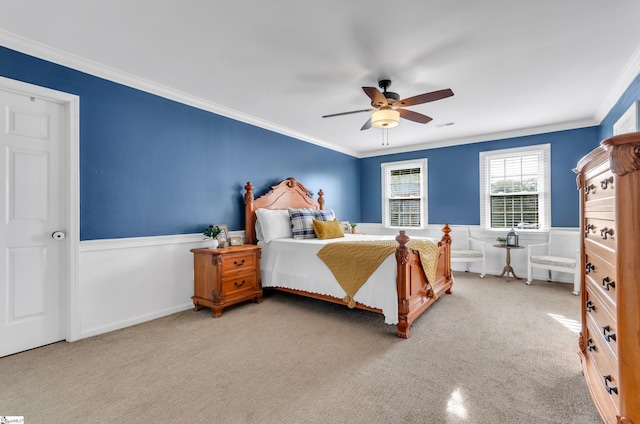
244, 177, 324, 245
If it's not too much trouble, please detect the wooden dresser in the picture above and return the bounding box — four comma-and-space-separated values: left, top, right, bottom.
574, 133, 640, 424
190, 245, 262, 317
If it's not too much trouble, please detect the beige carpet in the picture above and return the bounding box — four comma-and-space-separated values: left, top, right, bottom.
0, 272, 600, 424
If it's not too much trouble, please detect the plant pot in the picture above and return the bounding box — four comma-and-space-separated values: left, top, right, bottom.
206, 238, 219, 249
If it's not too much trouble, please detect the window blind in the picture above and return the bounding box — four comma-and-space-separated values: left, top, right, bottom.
381, 159, 427, 228
480, 145, 550, 230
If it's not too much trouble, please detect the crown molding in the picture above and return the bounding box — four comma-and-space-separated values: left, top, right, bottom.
595, 45, 640, 122
0, 30, 359, 158
358, 118, 597, 158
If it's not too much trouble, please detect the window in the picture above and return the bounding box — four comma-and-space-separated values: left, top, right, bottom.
480, 145, 550, 230
381, 159, 427, 228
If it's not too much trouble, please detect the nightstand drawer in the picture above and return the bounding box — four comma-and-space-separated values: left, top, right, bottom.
222, 272, 257, 294
221, 252, 256, 276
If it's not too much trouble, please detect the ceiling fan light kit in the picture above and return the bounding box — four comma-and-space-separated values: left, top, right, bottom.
371, 106, 400, 128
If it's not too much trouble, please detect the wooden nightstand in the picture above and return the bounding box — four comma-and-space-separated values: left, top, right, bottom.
190, 245, 262, 317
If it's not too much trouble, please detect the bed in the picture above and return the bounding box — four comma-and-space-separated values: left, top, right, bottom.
243, 177, 453, 338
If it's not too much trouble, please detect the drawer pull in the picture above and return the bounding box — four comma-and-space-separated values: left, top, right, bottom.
234, 280, 246, 288
584, 223, 595, 234
584, 184, 595, 194
587, 338, 596, 351
602, 276, 615, 291
602, 325, 616, 342
585, 262, 595, 273
586, 300, 595, 312
604, 375, 618, 395
233, 259, 246, 267
600, 176, 614, 190
600, 227, 613, 240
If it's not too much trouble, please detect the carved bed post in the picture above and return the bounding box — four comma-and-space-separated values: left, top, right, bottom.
244, 181, 255, 245
317, 189, 324, 210
395, 230, 411, 338
441, 224, 453, 292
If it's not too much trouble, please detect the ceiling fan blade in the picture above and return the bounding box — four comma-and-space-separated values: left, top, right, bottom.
362, 87, 388, 108
395, 88, 454, 107
399, 108, 433, 124
360, 117, 372, 130
322, 108, 374, 118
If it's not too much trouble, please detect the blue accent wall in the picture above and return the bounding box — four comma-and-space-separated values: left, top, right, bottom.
0, 46, 360, 240
360, 127, 600, 227
2, 45, 637, 237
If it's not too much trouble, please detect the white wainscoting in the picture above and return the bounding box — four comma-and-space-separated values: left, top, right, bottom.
74, 225, 578, 340
356, 223, 580, 284
77, 233, 223, 339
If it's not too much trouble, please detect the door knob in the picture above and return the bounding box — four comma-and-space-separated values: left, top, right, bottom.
51, 231, 66, 240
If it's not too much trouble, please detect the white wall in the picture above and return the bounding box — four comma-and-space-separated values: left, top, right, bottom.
77, 233, 220, 339
357, 223, 580, 284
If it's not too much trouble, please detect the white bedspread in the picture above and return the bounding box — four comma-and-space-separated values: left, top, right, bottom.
259, 234, 437, 325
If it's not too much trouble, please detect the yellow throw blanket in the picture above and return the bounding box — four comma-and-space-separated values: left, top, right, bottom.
317, 239, 439, 308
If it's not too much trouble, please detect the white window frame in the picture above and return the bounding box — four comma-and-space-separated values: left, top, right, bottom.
381, 158, 428, 229
479, 144, 550, 231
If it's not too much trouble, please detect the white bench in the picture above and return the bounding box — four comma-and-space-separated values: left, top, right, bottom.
526, 230, 580, 295
449, 226, 486, 278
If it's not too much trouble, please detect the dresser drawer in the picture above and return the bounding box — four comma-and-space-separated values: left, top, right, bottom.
222, 272, 258, 295
585, 319, 620, 409
585, 284, 618, 358
584, 251, 617, 306
584, 169, 615, 203
584, 217, 616, 253
221, 251, 256, 276
585, 239, 616, 271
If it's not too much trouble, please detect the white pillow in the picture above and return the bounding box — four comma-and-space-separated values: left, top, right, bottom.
255, 208, 292, 243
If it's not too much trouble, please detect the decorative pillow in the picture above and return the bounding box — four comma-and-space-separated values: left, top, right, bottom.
288, 208, 317, 239
255, 208, 292, 243
312, 218, 345, 240
313, 209, 336, 222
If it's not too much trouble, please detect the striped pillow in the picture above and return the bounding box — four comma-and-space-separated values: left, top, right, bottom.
313, 209, 336, 222
288, 208, 317, 239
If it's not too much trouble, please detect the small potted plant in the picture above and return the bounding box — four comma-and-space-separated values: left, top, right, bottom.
496, 236, 507, 246
204, 225, 221, 249
350, 222, 358, 234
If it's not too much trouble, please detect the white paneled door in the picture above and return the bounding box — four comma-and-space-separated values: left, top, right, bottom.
0, 87, 67, 357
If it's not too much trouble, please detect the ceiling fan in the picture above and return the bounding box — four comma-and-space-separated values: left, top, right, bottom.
322, 79, 454, 130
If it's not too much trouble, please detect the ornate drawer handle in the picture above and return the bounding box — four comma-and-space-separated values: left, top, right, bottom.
233, 259, 246, 266
600, 227, 613, 240
602, 325, 616, 342
584, 223, 595, 234
587, 338, 596, 351
586, 300, 595, 312
604, 375, 618, 395
234, 280, 246, 288
600, 176, 614, 189
584, 184, 595, 194
602, 276, 615, 291
585, 262, 595, 273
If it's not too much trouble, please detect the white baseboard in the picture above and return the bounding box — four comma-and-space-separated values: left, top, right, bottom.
76, 303, 194, 341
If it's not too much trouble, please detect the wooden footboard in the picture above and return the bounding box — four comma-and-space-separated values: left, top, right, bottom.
395, 226, 453, 338
244, 178, 453, 338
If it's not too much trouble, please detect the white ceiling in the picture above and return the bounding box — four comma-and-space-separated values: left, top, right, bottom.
1, 1, 640, 157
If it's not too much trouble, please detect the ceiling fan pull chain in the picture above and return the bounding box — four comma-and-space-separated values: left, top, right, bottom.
381, 128, 389, 146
